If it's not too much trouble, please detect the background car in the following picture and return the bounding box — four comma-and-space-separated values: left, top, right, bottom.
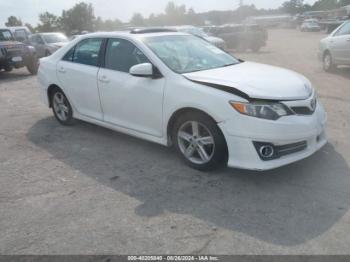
29, 32, 68, 57
7, 26, 32, 43
319, 20, 350, 71
301, 19, 321, 32
207, 24, 267, 52
171, 25, 227, 50
0, 28, 38, 74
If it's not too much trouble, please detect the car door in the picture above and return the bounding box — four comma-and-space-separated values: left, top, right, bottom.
97, 38, 165, 137
331, 21, 350, 64
56, 38, 104, 120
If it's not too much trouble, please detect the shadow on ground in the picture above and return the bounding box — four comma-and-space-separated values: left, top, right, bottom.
27, 117, 350, 246
0, 71, 32, 83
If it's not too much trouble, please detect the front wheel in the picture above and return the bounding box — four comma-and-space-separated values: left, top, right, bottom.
26, 56, 39, 75
172, 112, 228, 171
323, 52, 336, 72
51, 89, 74, 125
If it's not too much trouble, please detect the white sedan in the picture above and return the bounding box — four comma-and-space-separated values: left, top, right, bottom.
37, 29, 327, 171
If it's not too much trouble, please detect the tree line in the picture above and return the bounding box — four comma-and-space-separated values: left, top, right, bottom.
4, 0, 350, 35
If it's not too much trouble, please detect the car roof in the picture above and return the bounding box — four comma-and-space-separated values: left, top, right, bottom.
76, 31, 189, 40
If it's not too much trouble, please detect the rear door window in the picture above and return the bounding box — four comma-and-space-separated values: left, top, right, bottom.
72, 38, 103, 67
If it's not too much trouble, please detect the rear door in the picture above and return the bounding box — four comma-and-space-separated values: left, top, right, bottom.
56, 38, 104, 120
331, 21, 350, 64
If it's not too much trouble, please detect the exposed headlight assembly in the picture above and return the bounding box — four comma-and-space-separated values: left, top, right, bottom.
230, 101, 292, 120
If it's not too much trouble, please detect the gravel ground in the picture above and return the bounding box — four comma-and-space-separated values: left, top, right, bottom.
0, 29, 350, 255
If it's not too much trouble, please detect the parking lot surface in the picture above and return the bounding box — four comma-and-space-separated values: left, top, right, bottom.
1, 29, 350, 255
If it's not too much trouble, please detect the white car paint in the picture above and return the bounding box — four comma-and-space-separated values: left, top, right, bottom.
37, 31, 327, 171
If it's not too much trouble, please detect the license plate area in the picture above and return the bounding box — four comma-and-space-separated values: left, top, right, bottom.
12, 56, 22, 62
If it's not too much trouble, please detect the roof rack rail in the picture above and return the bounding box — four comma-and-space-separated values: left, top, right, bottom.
130, 28, 177, 34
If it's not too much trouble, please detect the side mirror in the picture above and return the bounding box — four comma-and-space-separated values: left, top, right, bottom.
129, 63, 153, 77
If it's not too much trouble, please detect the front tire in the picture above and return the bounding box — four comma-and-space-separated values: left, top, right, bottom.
26, 56, 38, 75
172, 112, 227, 171
323, 52, 336, 72
51, 89, 74, 126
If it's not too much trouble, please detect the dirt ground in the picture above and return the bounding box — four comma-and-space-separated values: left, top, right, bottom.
0, 29, 350, 255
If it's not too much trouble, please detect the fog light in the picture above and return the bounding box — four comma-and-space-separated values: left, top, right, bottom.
259, 145, 274, 158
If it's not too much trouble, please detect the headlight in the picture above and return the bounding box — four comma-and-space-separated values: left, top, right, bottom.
230, 101, 292, 120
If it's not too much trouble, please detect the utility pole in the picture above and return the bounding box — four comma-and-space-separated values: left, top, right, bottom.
239, 0, 243, 7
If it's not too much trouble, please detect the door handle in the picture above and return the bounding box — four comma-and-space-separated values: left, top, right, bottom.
98, 75, 110, 83
58, 67, 66, 73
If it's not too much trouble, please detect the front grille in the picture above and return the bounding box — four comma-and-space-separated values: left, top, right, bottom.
0, 47, 7, 57
291, 106, 314, 115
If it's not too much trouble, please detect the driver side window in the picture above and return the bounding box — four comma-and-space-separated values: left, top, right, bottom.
105, 38, 149, 73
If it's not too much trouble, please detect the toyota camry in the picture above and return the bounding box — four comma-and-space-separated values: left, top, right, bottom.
37, 28, 327, 171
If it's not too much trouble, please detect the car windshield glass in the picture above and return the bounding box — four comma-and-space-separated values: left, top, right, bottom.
42, 33, 68, 44
144, 35, 239, 74
0, 29, 14, 41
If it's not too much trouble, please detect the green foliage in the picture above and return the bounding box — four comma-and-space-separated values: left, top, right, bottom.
36, 12, 60, 32
5, 16, 23, 27
60, 2, 95, 34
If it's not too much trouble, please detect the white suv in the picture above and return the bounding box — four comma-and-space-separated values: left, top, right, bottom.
38, 29, 327, 171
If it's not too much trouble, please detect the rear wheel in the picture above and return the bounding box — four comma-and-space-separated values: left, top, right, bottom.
323, 52, 336, 72
172, 112, 227, 171
51, 89, 74, 125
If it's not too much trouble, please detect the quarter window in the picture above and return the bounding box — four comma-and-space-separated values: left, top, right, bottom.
105, 38, 149, 73
72, 38, 103, 67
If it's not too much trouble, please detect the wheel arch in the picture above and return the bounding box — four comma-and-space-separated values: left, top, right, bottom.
166, 107, 225, 145
47, 84, 62, 108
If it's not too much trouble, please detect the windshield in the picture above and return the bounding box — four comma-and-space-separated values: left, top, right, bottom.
42, 33, 68, 44
0, 29, 14, 41
144, 35, 239, 74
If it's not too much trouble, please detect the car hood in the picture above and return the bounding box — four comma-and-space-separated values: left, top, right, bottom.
183, 62, 313, 101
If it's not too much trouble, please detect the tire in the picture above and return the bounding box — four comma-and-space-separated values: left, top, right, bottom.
26, 56, 38, 75
51, 89, 74, 126
4, 66, 12, 72
172, 112, 228, 171
323, 52, 336, 72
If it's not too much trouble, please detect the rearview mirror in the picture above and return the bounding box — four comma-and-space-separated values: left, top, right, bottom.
129, 63, 153, 77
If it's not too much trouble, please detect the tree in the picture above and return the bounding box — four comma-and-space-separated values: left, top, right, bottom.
312, 0, 338, 10
36, 12, 60, 32
339, 0, 350, 7
25, 23, 35, 33
61, 2, 95, 34
5, 16, 23, 26
130, 13, 145, 26
282, 0, 305, 14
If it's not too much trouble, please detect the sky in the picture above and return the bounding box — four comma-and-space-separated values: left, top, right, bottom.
0, 0, 318, 26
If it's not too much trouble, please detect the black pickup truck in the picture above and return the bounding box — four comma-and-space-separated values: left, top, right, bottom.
0, 28, 38, 75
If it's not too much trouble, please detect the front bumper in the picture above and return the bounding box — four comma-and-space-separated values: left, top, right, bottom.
219, 103, 327, 171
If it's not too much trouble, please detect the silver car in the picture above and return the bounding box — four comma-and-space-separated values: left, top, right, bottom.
319, 20, 350, 71
29, 33, 68, 58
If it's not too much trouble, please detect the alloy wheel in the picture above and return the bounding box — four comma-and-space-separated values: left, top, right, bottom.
53, 92, 69, 122
177, 121, 215, 165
